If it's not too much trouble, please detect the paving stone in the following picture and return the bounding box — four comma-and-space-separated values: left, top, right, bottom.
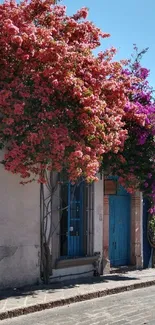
0, 269, 155, 320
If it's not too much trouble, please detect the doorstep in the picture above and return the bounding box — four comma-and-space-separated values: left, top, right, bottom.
110, 265, 137, 274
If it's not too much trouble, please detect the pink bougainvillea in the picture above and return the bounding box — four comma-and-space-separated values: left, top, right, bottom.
102, 48, 155, 213
0, 1, 154, 214
0, 0, 137, 183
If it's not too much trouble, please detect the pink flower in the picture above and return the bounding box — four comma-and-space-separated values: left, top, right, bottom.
5, 21, 19, 35
52, 79, 59, 87
85, 147, 91, 153
74, 150, 83, 158
5, 118, 14, 125
12, 35, 23, 47
3, 128, 13, 135
22, 54, 30, 60
14, 103, 24, 115
73, 8, 88, 20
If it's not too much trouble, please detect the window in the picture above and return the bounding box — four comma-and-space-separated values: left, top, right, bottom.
60, 176, 94, 258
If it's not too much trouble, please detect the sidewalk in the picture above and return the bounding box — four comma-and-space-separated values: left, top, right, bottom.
0, 269, 155, 321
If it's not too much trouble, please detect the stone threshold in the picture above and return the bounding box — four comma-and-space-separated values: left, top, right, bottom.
110, 265, 137, 274
55, 255, 100, 269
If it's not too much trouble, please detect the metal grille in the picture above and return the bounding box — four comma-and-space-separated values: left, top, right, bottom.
60, 179, 94, 258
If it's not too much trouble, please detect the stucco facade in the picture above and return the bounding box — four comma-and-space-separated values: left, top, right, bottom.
0, 163, 104, 288
0, 158, 145, 289
0, 151, 40, 289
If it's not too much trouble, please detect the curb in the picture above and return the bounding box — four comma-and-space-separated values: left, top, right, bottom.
0, 279, 155, 321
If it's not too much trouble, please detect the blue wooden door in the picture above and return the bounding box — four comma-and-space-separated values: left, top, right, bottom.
60, 180, 84, 258
68, 182, 84, 257
143, 198, 151, 268
109, 183, 131, 267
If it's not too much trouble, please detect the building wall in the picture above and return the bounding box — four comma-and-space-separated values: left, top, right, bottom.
130, 192, 143, 268
93, 176, 104, 272
103, 195, 110, 273
0, 160, 104, 288
0, 151, 40, 289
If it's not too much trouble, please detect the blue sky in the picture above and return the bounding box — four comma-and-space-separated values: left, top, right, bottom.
1, 0, 155, 87
61, 0, 155, 88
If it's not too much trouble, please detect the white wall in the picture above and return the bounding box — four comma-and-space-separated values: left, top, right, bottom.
0, 151, 40, 289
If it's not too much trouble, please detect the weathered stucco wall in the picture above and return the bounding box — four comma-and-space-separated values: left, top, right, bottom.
130, 192, 143, 268
93, 176, 104, 272
0, 151, 40, 289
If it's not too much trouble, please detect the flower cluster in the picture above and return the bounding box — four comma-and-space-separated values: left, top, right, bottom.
0, 0, 136, 183
102, 48, 155, 213
0, 1, 154, 215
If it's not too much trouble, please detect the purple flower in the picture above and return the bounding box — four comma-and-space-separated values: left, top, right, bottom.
149, 207, 155, 214
122, 69, 131, 76
124, 103, 130, 112
139, 68, 150, 80
138, 132, 148, 145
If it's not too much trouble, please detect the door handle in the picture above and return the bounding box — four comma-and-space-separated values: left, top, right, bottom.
114, 242, 116, 249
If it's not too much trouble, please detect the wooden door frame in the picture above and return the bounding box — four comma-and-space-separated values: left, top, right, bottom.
103, 190, 143, 273
109, 194, 131, 267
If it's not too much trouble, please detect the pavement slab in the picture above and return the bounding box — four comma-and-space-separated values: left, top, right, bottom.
1, 286, 155, 324
0, 269, 155, 321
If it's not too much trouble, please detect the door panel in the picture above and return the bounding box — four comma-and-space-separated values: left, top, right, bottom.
143, 199, 151, 268
69, 183, 83, 256
60, 181, 84, 257
109, 195, 130, 266
109, 197, 116, 265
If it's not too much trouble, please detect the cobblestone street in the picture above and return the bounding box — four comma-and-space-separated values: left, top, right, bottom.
1, 285, 155, 325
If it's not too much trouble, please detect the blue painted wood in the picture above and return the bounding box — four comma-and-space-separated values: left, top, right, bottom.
67, 182, 71, 256
68, 182, 84, 257
109, 176, 131, 267
109, 195, 130, 266
143, 198, 151, 268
